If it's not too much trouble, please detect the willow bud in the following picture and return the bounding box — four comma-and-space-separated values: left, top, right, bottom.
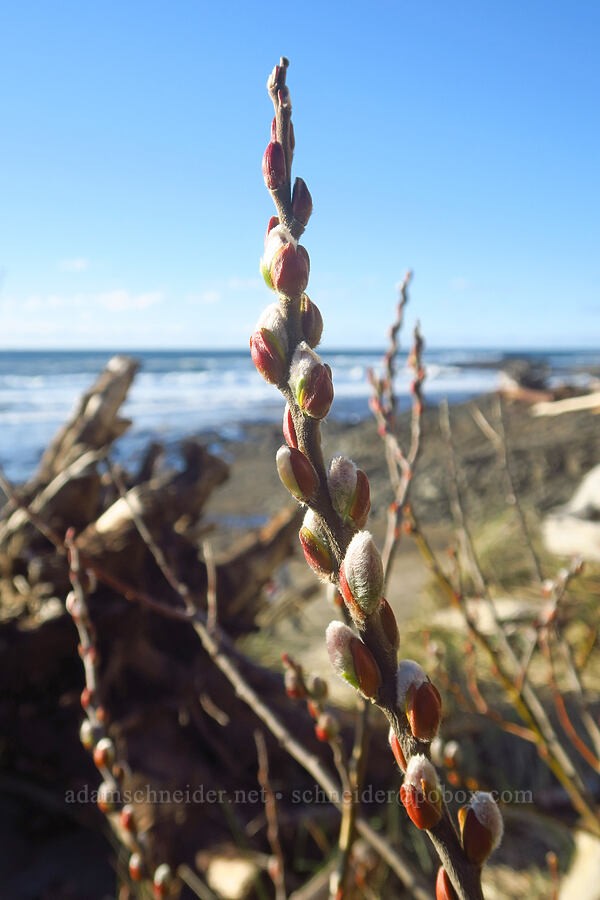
250, 303, 288, 384
153, 863, 175, 899
289, 343, 334, 419
79, 719, 95, 750
120, 804, 136, 834
292, 176, 313, 225
262, 141, 286, 190
283, 404, 298, 448
299, 510, 333, 579
339, 531, 383, 623
325, 621, 381, 699
327, 456, 371, 529
397, 660, 442, 741
284, 668, 306, 699
276, 445, 318, 501
436, 867, 458, 900
260, 224, 294, 290
300, 293, 323, 347
80, 687, 94, 709
129, 853, 144, 882
265, 215, 279, 244
400, 755, 442, 830
97, 780, 117, 814
458, 792, 503, 864
315, 712, 338, 742
388, 726, 406, 771
379, 598, 400, 651
271, 242, 310, 298
66, 591, 84, 622
93, 736, 116, 770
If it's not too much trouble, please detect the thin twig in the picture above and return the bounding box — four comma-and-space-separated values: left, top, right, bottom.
407, 508, 600, 835
255, 730, 287, 900
203, 540, 218, 632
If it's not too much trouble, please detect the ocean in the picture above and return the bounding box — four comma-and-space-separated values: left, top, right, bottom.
0, 348, 595, 482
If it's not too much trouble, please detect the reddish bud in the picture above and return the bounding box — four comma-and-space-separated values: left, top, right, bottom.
326, 621, 380, 699
276, 445, 318, 501
97, 780, 117, 814
120, 804, 136, 833
458, 793, 503, 864
153, 863, 174, 899
397, 660, 441, 741
250, 329, 287, 383
270, 117, 277, 141
250, 303, 288, 385
79, 718, 94, 750
349, 638, 381, 699
299, 511, 334, 579
261, 223, 293, 290
93, 737, 115, 770
284, 668, 306, 699
282, 404, 298, 448
328, 456, 370, 529
378, 598, 400, 651
388, 727, 407, 771
292, 177, 313, 225
289, 343, 334, 419
407, 680, 442, 742
270, 243, 310, 298
129, 853, 144, 882
400, 756, 442, 830
307, 700, 320, 719
436, 867, 458, 900
300, 293, 323, 347
315, 712, 338, 742
265, 215, 280, 245
339, 532, 383, 622
96, 706, 107, 723
262, 141, 286, 190
81, 687, 93, 709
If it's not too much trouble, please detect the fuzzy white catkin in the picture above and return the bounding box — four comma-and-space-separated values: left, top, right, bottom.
289, 342, 321, 390
328, 455, 357, 516
404, 754, 438, 789
396, 660, 428, 704
255, 303, 288, 349
325, 621, 354, 675
469, 792, 503, 848
343, 531, 383, 613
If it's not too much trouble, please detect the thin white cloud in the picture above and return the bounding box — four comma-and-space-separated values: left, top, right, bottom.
98, 290, 164, 311
185, 276, 262, 306
59, 258, 89, 272
450, 276, 471, 292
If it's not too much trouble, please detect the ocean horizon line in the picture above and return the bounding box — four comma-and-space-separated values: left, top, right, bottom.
0, 345, 596, 355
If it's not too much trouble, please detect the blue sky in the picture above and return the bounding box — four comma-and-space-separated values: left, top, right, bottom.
0, 1, 598, 349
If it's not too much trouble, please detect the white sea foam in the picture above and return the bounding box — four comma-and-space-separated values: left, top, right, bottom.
0, 348, 590, 482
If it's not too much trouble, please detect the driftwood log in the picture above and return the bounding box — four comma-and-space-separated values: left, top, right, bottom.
2, 356, 377, 899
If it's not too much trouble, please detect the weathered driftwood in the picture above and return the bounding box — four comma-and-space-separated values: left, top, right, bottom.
0, 355, 140, 566
32, 354, 139, 489
533, 390, 600, 418
0, 356, 345, 898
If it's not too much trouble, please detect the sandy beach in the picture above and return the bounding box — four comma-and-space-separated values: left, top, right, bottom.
201, 392, 600, 700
